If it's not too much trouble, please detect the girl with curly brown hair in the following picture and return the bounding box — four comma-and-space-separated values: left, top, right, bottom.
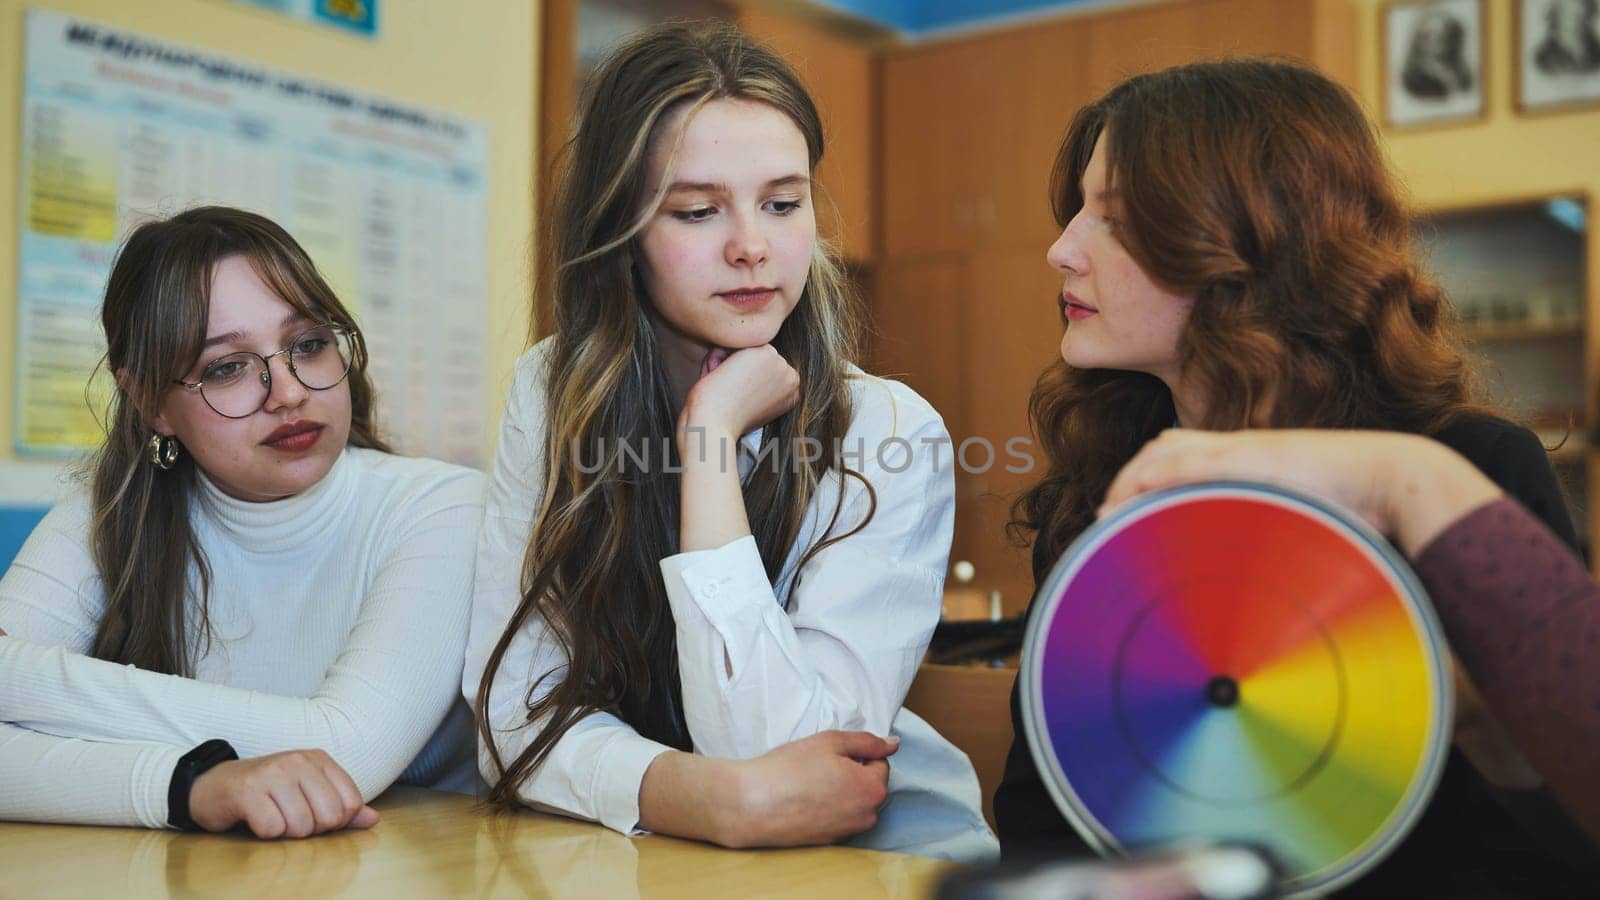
995, 59, 1598, 895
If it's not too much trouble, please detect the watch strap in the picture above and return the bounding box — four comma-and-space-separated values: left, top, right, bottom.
167, 738, 239, 831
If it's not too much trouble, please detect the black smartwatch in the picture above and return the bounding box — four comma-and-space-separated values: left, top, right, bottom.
167, 739, 239, 831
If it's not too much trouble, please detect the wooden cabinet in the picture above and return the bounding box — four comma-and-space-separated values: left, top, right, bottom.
881, 26, 1090, 258
880, 40, 985, 258
881, 0, 1354, 258
1084, 0, 1355, 93
872, 256, 971, 437
963, 248, 1072, 612
873, 250, 1057, 612
875, 0, 1357, 610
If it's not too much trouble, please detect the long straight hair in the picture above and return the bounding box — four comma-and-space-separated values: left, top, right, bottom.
1012, 59, 1494, 575
87, 206, 388, 675
476, 23, 873, 807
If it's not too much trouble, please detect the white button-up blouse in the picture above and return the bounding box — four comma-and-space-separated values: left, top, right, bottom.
464, 339, 998, 862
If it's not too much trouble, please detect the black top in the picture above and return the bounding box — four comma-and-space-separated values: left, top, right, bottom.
993, 416, 1600, 897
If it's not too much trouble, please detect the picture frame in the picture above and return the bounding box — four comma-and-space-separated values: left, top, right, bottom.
1517, 0, 1600, 113
1383, 0, 1487, 129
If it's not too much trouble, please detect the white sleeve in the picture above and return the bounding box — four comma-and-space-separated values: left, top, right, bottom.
0, 472, 483, 802
0, 721, 183, 828
0, 496, 184, 829
463, 345, 672, 834
659, 386, 954, 759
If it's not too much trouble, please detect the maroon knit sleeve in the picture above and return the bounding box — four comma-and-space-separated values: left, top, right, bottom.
1413, 498, 1600, 843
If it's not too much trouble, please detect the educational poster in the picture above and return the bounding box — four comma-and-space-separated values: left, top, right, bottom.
16, 11, 488, 465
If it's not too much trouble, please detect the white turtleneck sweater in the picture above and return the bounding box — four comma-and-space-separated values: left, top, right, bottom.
0, 447, 484, 828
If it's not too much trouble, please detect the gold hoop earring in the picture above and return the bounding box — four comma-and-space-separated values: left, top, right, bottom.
147, 433, 180, 470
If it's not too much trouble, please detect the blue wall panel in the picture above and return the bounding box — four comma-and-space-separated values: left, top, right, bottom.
0, 507, 48, 572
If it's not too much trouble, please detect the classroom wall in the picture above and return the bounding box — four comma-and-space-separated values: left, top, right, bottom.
1353, 0, 1600, 209
1354, 1, 1600, 352
1354, 0, 1600, 553
0, 0, 540, 523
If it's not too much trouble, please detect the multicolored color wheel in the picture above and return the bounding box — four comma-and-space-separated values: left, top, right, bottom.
1020, 482, 1453, 897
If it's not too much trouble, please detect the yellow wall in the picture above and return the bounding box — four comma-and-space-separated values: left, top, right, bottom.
0, 0, 538, 488
1351, 0, 1600, 377
1354, 0, 1600, 204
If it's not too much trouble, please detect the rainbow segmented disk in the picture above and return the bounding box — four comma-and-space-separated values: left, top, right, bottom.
1020, 482, 1453, 897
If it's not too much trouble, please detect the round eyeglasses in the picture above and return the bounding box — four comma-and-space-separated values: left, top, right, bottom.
174, 325, 359, 419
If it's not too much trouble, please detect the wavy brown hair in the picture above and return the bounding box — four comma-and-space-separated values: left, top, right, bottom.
475, 23, 873, 808
88, 206, 387, 676
1013, 59, 1493, 574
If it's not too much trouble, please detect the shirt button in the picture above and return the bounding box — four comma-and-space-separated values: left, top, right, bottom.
701, 582, 720, 600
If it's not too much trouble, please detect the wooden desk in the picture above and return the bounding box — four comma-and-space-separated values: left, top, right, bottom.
0, 786, 955, 899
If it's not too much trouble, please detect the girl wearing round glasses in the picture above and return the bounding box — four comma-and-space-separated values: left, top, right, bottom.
466, 24, 996, 860
0, 206, 482, 838
172, 323, 360, 422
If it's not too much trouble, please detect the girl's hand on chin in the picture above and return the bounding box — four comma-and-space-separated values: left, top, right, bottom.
678, 344, 800, 451
700, 346, 732, 376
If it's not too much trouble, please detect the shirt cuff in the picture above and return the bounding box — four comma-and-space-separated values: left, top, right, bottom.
595, 733, 674, 835
659, 534, 772, 622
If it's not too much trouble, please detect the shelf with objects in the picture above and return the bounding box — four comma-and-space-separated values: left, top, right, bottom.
1415, 194, 1592, 561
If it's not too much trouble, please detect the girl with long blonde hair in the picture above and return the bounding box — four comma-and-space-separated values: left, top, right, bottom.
467, 23, 996, 861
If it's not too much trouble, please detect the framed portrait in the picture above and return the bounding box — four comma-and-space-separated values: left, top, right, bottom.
1383, 0, 1487, 128
1518, 0, 1600, 112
